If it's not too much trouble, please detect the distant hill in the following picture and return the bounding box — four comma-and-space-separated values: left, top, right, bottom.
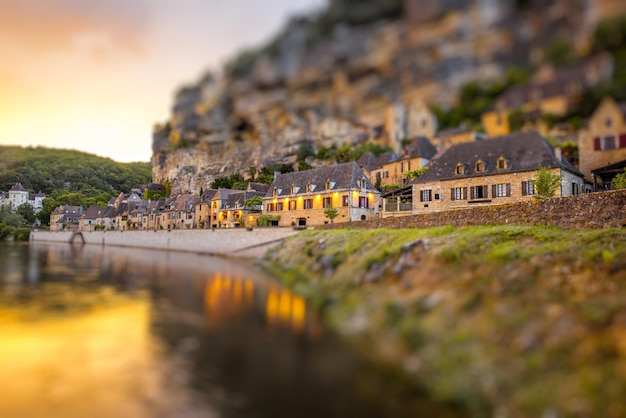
0, 145, 152, 196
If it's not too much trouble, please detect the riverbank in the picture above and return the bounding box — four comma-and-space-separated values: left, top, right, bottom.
259, 225, 626, 417
30, 228, 299, 259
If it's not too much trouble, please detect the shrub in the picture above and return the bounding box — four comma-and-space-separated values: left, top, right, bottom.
13, 227, 30, 241
531, 167, 562, 199
257, 214, 280, 227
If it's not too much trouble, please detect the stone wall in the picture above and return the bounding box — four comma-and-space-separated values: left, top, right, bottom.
319, 189, 626, 230
31, 228, 299, 259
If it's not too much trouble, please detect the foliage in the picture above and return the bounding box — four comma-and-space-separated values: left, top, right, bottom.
0, 145, 151, 196
13, 227, 30, 241
382, 184, 400, 192
531, 167, 561, 199
244, 195, 263, 207
405, 167, 428, 181
542, 38, 574, 66
16, 203, 36, 224
591, 15, 626, 55
0, 205, 25, 228
144, 190, 164, 201
162, 179, 172, 197
317, 145, 338, 161
0, 224, 15, 240
324, 206, 339, 223
257, 214, 280, 227
210, 173, 249, 190
256, 163, 295, 185
612, 168, 626, 189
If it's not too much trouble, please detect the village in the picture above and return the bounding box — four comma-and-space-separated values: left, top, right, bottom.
4, 56, 626, 233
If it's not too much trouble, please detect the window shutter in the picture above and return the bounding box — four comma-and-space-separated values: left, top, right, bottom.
620, 134, 626, 149
522, 181, 527, 196
483, 185, 488, 198
450, 188, 455, 201
506, 183, 511, 197
470, 186, 475, 200
492, 185, 497, 198
463, 187, 467, 200
594, 137, 601, 150
428, 190, 432, 201
420, 190, 424, 202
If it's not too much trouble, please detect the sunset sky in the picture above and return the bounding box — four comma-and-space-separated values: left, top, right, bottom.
0, 0, 325, 162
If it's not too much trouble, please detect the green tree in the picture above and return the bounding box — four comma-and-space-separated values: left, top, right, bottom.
405, 167, 428, 181
324, 205, 339, 223
244, 195, 263, 207
543, 38, 574, 66
612, 168, 626, 189
531, 167, 562, 199
16, 203, 36, 224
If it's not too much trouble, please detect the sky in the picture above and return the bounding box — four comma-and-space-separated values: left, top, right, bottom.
0, 0, 325, 162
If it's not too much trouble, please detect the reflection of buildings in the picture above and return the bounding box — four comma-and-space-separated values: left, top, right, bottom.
203, 273, 314, 335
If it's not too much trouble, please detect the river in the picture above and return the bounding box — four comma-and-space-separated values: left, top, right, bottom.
0, 241, 464, 418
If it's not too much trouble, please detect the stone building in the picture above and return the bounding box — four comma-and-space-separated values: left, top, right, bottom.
49, 206, 83, 232
370, 137, 437, 188
263, 162, 381, 227
410, 132, 585, 214
578, 97, 626, 186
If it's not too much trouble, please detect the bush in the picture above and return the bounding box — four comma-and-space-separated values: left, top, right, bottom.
531, 167, 562, 199
257, 214, 280, 227
13, 227, 30, 241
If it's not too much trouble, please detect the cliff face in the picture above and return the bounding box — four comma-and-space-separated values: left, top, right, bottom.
152, 0, 622, 195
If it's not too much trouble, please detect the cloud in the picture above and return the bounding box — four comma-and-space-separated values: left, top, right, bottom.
0, 0, 152, 55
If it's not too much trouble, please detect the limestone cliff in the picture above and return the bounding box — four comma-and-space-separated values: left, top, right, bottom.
152, 0, 623, 195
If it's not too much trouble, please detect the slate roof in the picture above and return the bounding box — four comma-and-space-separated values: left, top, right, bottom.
416, 131, 583, 183
437, 126, 474, 137
399, 136, 437, 160
10, 183, 26, 192
52, 205, 83, 215
99, 205, 117, 219
265, 162, 378, 198
83, 205, 102, 219
248, 182, 270, 193
619, 102, 626, 119
357, 151, 396, 171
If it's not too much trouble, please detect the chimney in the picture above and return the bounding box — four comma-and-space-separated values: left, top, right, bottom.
554, 146, 562, 161
274, 171, 281, 179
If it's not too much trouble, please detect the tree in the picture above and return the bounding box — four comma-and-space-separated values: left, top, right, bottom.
16, 203, 36, 224
244, 195, 263, 207
612, 168, 626, 189
531, 167, 561, 199
324, 205, 339, 223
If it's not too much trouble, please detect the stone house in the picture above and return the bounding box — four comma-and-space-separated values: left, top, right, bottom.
370, 137, 437, 188
434, 125, 485, 149
578, 97, 626, 187
411, 132, 585, 214
195, 189, 217, 229
216, 190, 265, 228
96, 204, 117, 230
357, 151, 395, 186
80, 205, 102, 231
263, 162, 381, 228
49, 205, 83, 232
481, 54, 613, 137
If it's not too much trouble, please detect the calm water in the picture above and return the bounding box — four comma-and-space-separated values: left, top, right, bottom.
0, 242, 464, 418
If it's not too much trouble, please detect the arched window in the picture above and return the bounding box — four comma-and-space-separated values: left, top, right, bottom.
497, 157, 508, 170
455, 163, 465, 175
475, 160, 485, 172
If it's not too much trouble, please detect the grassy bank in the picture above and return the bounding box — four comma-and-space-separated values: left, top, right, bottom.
259, 225, 626, 417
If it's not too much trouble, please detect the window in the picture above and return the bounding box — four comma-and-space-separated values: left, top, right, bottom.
522, 181, 535, 196
358, 196, 369, 208
594, 136, 621, 150
323, 197, 332, 208
572, 182, 580, 195
493, 183, 511, 198
291, 183, 296, 195
306, 182, 312, 193
606, 117, 612, 128
450, 187, 467, 201
266, 203, 275, 212
342, 195, 349, 207
382, 171, 389, 179
276, 202, 284, 211
401, 161, 411, 172
420, 189, 432, 202
325, 179, 331, 190
455, 163, 465, 175
475, 160, 485, 173
289, 200, 297, 210
470, 185, 488, 199
273, 187, 278, 196
304, 199, 313, 209
497, 157, 508, 170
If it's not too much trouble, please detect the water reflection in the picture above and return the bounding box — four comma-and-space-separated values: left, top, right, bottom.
0, 242, 465, 418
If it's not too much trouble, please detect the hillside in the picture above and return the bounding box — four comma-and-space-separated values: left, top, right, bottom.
152, 0, 626, 195
0, 146, 152, 196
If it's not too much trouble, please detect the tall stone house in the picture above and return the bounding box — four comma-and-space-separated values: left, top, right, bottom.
411, 132, 585, 214
263, 162, 381, 227
578, 97, 626, 188
49, 206, 83, 232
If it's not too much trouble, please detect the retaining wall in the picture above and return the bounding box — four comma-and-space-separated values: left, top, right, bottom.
31, 228, 299, 258
319, 189, 626, 230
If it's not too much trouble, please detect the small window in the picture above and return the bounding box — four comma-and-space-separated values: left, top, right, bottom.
273, 187, 278, 196
306, 182, 312, 193
358, 196, 369, 208
276, 202, 284, 211
304, 199, 313, 209
475, 160, 485, 172
288, 200, 297, 210
497, 157, 508, 170
325, 179, 331, 190
291, 183, 296, 195
322, 197, 332, 208
455, 163, 465, 175
420, 189, 432, 202
342, 195, 349, 207
493, 183, 511, 198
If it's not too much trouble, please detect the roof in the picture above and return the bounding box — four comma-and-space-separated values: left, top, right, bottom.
83, 205, 102, 219
247, 182, 270, 193
357, 151, 396, 171
52, 205, 83, 215
416, 131, 583, 183
9, 183, 26, 192
618, 101, 626, 119
265, 162, 378, 198
399, 137, 437, 161
437, 126, 474, 137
